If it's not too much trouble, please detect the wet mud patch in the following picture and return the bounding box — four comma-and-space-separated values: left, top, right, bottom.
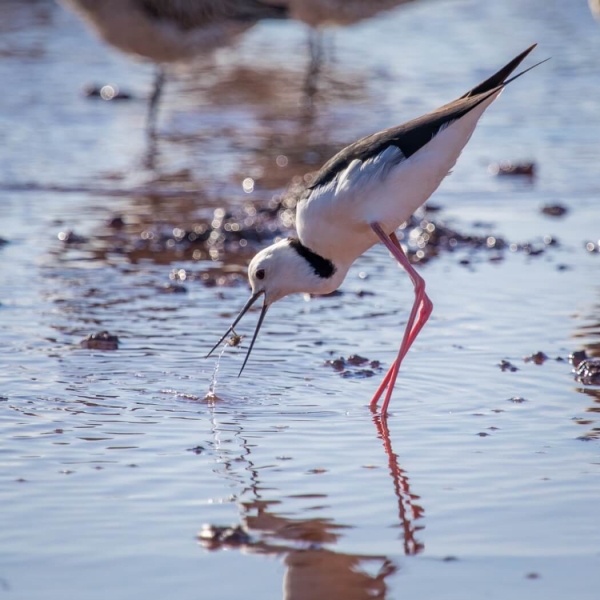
79, 331, 119, 350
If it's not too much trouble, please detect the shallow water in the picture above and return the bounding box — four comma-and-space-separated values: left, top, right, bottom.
1, 0, 600, 598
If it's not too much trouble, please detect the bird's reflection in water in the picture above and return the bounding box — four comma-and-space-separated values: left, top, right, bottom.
202, 405, 424, 599
572, 301, 600, 440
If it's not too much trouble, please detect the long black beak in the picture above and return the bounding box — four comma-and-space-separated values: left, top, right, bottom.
205, 291, 263, 359
238, 299, 269, 377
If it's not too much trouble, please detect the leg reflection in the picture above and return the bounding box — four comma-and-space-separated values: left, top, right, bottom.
373, 414, 425, 556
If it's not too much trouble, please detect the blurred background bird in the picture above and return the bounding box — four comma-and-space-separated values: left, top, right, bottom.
269, 0, 418, 100
59, 0, 289, 135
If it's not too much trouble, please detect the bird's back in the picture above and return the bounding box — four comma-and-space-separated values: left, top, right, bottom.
296, 46, 539, 265
60, 0, 287, 63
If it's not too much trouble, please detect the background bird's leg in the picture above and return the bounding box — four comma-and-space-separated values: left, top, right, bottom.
369, 223, 433, 415
303, 28, 323, 109
147, 66, 165, 139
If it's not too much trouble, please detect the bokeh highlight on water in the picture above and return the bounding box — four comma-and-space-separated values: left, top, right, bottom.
1, 0, 600, 598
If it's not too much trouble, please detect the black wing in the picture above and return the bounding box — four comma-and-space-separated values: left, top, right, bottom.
308, 45, 537, 190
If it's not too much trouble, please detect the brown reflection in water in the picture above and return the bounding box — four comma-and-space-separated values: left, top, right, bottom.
202, 407, 424, 599
236, 501, 399, 600
572, 303, 600, 440
573, 387, 600, 441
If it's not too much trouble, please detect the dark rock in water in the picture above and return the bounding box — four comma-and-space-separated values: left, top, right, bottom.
159, 283, 187, 294
524, 351, 548, 365
541, 204, 568, 217
347, 355, 369, 366
341, 368, 376, 379
107, 215, 126, 229
325, 355, 382, 377
82, 83, 132, 101
0, 237, 7, 247
325, 357, 346, 371
585, 241, 599, 253
489, 161, 536, 177
569, 350, 588, 368
79, 331, 119, 350
187, 446, 205, 454
574, 358, 600, 385
508, 396, 527, 403
197, 524, 251, 550
498, 360, 519, 372
58, 230, 87, 244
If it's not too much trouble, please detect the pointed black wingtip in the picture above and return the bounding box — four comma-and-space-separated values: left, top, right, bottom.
461, 43, 539, 99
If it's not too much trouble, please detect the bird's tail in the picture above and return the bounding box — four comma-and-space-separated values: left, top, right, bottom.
247, 1, 289, 20
461, 44, 538, 99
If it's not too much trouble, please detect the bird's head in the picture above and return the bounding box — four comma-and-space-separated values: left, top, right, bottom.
206, 238, 341, 374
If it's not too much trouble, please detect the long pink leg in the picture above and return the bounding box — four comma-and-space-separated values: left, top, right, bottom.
369, 223, 434, 415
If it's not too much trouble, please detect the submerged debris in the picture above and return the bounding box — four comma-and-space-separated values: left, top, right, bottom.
541, 204, 568, 217
158, 283, 187, 294
524, 351, 549, 365
79, 331, 119, 350
197, 524, 252, 550
325, 355, 382, 379
498, 359, 519, 372
508, 396, 527, 403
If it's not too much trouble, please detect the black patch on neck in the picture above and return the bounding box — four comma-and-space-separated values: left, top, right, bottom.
288, 238, 336, 279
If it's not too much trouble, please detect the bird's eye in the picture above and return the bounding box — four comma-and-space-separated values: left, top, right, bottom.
256, 268, 265, 281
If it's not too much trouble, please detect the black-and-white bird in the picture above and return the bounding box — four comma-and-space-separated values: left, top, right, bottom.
59, 0, 288, 132
208, 45, 546, 416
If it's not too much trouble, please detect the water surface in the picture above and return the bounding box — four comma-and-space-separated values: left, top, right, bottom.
1, 0, 600, 598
